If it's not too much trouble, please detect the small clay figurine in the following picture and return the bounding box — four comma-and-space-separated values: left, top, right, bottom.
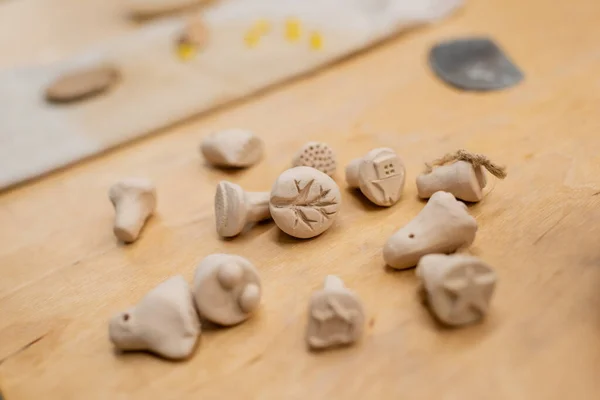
200, 129, 264, 168
214, 181, 271, 237
192, 254, 262, 326
109, 275, 201, 360
292, 142, 336, 176
345, 148, 406, 206
109, 178, 156, 243
417, 150, 506, 202
383, 191, 477, 269
306, 275, 365, 350
270, 166, 341, 239
416, 254, 497, 326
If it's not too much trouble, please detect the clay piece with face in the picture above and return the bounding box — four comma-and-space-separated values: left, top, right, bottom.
200, 129, 264, 168
345, 148, 406, 206
214, 181, 271, 237
109, 275, 201, 360
383, 191, 477, 270
417, 254, 497, 326
292, 142, 337, 176
192, 254, 262, 326
306, 275, 365, 350
270, 166, 341, 239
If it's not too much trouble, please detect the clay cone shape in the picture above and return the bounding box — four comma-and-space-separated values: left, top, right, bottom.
416, 161, 487, 202
109, 276, 201, 360
383, 191, 477, 269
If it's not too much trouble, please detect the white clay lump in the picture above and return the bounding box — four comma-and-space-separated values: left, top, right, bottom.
306, 275, 365, 350
346, 148, 406, 206
383, 191, 477, 270
270, 166, 341, 239
417, 149, 506, 202
292, 142, 337, 176
109, 275, 201, 360
109, 178, 156, 243
200, 129, 264, 168
416, 254, 497, 326
192, 254, 262, 326
215, 181, 271, 237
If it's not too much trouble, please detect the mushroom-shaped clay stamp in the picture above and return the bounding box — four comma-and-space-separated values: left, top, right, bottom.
292, 142, 337, 176
416, 254, 497, 326
192, 254, 262, 326
270, 166, 341, 239
383, 191, 477, 270
345, 148, 406, 207
109, 178, 157, 243
417, 150, 506, 202
306, 275, 365, 350
200, 129, 264, 168
109, 275, 201, 360
214, 181, 271, 237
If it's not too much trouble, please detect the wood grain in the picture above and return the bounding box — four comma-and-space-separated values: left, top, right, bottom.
2, 0, 600, 398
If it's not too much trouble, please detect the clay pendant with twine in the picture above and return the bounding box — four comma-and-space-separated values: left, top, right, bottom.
424, 149, 507, 179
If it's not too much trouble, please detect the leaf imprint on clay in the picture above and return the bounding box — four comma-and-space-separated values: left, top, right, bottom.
271, 179, 338, 230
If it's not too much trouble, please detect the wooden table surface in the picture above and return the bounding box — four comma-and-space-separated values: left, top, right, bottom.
2, 0, 600, 398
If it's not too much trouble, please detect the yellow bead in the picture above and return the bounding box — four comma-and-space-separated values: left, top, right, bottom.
285, 18, 302, 42
310, 32, 323, 50
176, 42, 197, 61
244, 31, 261, 48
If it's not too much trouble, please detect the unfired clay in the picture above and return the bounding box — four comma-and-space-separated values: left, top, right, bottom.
45, 65, 120, 103
192, 254, 262, 326
292, 142, 336, 176
383, 191, 477, 270
179, 16, 209, 49
214, 180, 271, 237
345, 148, 406, 207
108, 178, 156, 243
109, 275, 201, 359
306, 275, 365, 350
417, 161, 487, 202
200, 129, 264, 168
270, 166, 341, 239
416, 254, 497, 326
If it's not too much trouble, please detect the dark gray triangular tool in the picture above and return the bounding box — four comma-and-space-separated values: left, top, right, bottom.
429, 37, 524, 91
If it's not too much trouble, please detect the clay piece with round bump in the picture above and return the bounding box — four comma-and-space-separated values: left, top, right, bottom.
270, 166, 341, 239
109, 178, 157, 243
345, 148, 406, 207
306, 275, 365, 350
45, 65, 120, 104
108, 275, 201, 360
214, 181, 271, 237
292, 142, 337, 176
192, 254, 262, 326
416, 254, 497, 326
200, 129, 264, 168
383, 191, 477, 270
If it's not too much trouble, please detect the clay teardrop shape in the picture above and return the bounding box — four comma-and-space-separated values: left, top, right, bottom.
109, 275, 201, 360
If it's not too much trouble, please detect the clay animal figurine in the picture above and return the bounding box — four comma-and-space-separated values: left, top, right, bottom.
270, 166, 341, 239
200, 129, 264, 168
45, 64, 120, 104
383, 191, 477, 269
109, 275, 201, 360
416, 254, 497, 326
109, 178, 156, 243
306, 275, 365, 350
345, 148, 406, 206
417, 150, 506, 202
214, 181, 271, 237
292, 142, 336, 176
192, 254, 262, 326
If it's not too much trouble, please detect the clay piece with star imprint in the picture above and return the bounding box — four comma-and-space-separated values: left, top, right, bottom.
306, 275, 365, 350
269, 166, 341, 239
345, 147, 406, 206
416, 254, 497, 326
